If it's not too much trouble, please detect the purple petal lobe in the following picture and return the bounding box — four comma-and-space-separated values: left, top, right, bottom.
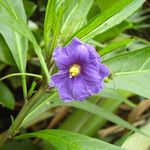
50, 71, 68, 88
99, 64, 110, 78
53, 47, 73, 70
83, 63, 102, 80
84, 79, 104, 95
51, 71, 73, 101
72, 76, 90, 100
84, 43, 101, 63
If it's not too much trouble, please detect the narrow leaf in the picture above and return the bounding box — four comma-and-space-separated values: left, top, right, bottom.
16, 130, 125, 150
72, 0, 145, 42
22, 93, 142, 135
44, 0, 56, 48
99, 39, 134, 56
61, 0, 94, 42
99, 88, 136, 107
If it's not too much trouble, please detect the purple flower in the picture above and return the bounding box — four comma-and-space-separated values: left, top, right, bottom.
50, 38, 109, 102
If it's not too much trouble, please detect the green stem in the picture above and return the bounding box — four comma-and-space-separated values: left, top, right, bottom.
0, 81, 47, 147
33, 43, 50, 83
27, 81, 37, 98
0, 73, 42, 81
0, 131, 10, 149
22, 75, 27, 99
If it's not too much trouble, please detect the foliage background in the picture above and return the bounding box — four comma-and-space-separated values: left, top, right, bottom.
0, 0, 150, 149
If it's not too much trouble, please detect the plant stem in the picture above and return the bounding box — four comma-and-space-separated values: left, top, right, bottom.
0, 73, 42, 81
33, 43, 50, 83
0, 131, 10, 149
0, 80, 47, 148
22, 75, 27, 99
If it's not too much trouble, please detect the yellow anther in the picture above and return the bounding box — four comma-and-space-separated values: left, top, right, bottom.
69, 64, 81, 77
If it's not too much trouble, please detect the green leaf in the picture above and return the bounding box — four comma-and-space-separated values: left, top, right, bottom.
23, 111, 53, 128
61, 0, 94, 42
21, 93, 51, 127
44, 0, 56, 48
86, 39, 105, 48
99, 88, 136, 107
0, 0, 35, 42
16, 129, 125, 150
87, 2, 101, 21
58, 91, 133, 136
0, 34, 15, 65
95, 21, 132, 43
58, 98, 122, 136
72, 0, 145, 42
99, 38, 134, 56
0, 82, 15, 109
0, 0, 50, 83
48, 4, 64, 57
104, 46, 150, 98
0, 26, 28, 73
0, 0, 28, 97
22, 93, 142, 135
0, 0, 28, 70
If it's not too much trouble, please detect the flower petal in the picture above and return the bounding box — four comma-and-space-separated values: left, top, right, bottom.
53, 47, 74, 70
82, 63, 102, 80
66, 38, 99, 65
84, 43, 101, 63
84, 79, 104, 95
50, 71, 68, 88
59, 76, 90, 101
51, 71, 75, 101
66, 38, 82, 57
59, 82, 73, 101
66, 39, 89, 63
100, 64, 110, 78
82, 63, 110, 82
72, 76, 90, 100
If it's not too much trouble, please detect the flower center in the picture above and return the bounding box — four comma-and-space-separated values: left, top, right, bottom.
69, 64, 81, 77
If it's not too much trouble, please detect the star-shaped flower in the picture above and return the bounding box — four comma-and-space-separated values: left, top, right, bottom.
50, 38, 109, 102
